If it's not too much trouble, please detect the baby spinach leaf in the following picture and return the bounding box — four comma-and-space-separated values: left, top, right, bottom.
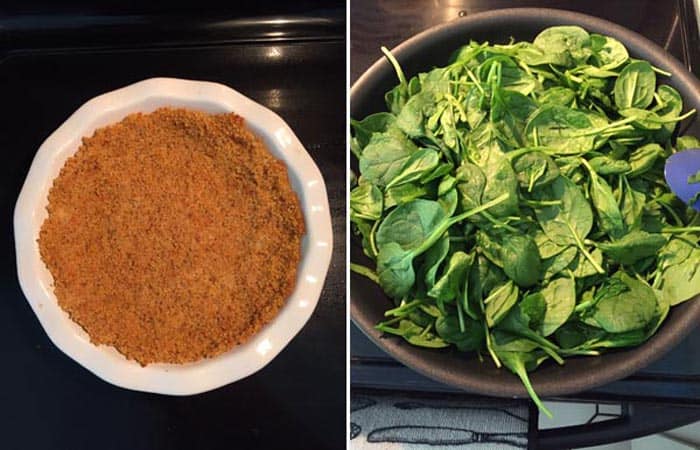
581, 159, 626, 239
533, 25, 591, 67
656, 237, 700, 305
384, 182, 433, 209
568, 248, 604, 278
350, 183, 383, 221
619, 175, 646, 230
469, 255, 506, 304
479, 56, 538, 95
377, 195, 512, 298
476, 230, 504, 267
351, 217, 377, 259
438, 186, 458, 216
491, 90, 538, 147
478, 151, 520, 218
421, 162, 454, 184
495, 303, 562, 360
655, 85, 683, 139
525, 106, 596, 154
492, 331, 540, 353
456, 161, 486, 211
555, 321, 605, 349
590, 34, 628, 69
463, 85, 488, 129
588, 156, 631, 175
436, 315, 483, 351
385, 148, 440, 189
539, 276, 576, 336
537, 86, 577, 107
534, 176, 593, 247
381, 46, 409, 115
376, 242, 416, 299
520, 292, 547, 329
500, 234, 543, 288
378, 319, 450, 348
350, 112, 397, 156
513, 152, 560, 191
614, 60, 656, 109
457, 151, 519, 219
542, 246, 578, 279
596, 230, 666, 265
477, 231, 542, 287
484, 281, 519, 328
396, 90, 437, 138
428, 251, 472, 302
418, 233, 450, 290
677, 135, 700, 150
360, 130, 418, 187
627, 143, 662, 177
496, 350, 552, 418
534, 230, 570, 259
592, 272, 657, 333
376, 199, 447, 252
459, 253, 479, 320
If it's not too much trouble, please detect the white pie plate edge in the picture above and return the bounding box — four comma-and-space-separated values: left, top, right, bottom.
13, 77, 333, 395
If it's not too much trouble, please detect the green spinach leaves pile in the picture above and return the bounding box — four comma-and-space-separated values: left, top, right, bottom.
350, 26, 700, 416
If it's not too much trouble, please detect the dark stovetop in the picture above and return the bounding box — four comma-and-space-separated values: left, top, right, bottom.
351, 0, 700, 405
0, 7, 345, 450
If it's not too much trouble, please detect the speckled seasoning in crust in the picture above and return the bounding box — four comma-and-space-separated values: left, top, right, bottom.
38, 107, 305, 365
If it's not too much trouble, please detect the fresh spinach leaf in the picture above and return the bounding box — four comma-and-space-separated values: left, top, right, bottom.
596, 230, 666, 265
360, 130, 418, 187
539, 276, 576, 336
592, 272, 657, 333
614, 61, 656, 109
350, 183, 383, 221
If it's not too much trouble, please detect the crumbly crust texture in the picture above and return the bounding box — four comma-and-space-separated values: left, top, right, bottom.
39, 108, 305, 365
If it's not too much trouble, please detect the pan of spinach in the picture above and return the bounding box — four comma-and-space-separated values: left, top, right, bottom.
350, 8, 700, 417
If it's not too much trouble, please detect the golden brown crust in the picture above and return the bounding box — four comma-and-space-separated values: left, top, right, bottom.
38, 107, 305, 365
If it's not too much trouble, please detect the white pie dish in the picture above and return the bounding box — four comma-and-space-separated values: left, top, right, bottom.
13, 77, 333, 395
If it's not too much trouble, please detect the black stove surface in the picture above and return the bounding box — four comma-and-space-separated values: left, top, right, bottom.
0, 7, 346, 450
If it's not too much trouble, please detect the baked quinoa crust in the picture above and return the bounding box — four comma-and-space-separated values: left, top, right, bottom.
39, 108, 305, 365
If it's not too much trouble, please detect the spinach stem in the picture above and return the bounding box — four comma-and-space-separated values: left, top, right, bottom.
377, 317, 403, 328
512, 362, 552, 418
350, 263, 380, 284
369, 219, 380, 257
666, 108, 696, 122
574, 300, 595, 313
482, 210, 519, 233
661, 226, 700, 233
419, 323, 433, 338
573, 116, 636, 137
380, 46, 406, 86
411, 193, 509, 258
483, 282, 511, 305
484, 323, 502, 368
657, 201, 684, 227
385, 299, 422, 317
559, 347, 600, 357
375, 321, 403, 334
565, 222, 605, 274
540, 346, 564, 365
456, 299, 466, 333
464, 68, 485, 95
521, 199, 563, 207
651, 65, 672, 76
